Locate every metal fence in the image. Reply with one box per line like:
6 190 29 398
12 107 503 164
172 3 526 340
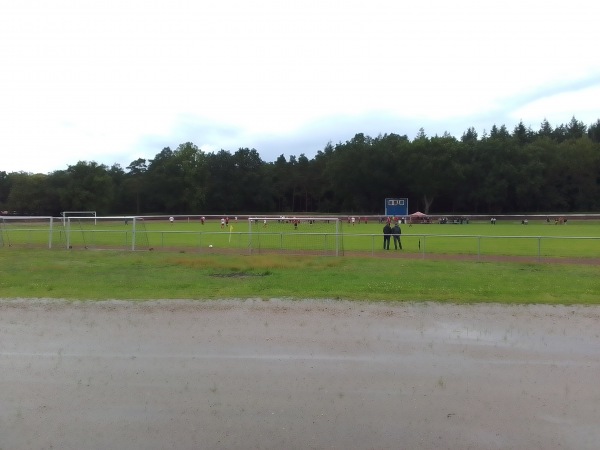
2 223 600 263
342 233 600 263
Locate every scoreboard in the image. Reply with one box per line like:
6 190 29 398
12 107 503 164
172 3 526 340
384 198 408 217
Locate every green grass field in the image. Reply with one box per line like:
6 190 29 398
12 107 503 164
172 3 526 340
1 248 599 304
2 217 600 305
347 219 600 257
2 217 600 259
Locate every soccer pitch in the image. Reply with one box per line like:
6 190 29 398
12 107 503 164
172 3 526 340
2 216 600 260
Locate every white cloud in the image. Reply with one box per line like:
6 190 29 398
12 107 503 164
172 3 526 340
1 0 598 173
511 85 600 126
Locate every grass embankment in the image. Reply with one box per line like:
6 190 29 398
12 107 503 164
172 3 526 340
1 249 599 305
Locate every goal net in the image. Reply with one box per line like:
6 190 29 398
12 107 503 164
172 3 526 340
0 216 54 248
248 216 343 256
63 216 149 250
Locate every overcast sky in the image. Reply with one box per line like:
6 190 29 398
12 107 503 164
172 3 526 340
2 0 599 174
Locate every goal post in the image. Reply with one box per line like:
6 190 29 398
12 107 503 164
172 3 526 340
0 216 54 249
248 216 343 256
62 211 97 226
64 215 147 250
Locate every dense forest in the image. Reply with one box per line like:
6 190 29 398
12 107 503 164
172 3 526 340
2 117 600 216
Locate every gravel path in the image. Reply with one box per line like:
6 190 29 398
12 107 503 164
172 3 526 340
1 299 599 449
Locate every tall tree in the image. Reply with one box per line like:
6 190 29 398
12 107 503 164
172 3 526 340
403 135 459 214
60 161 115 214
205 150 237 212
295 154 313 212
565 116 587 140
538 118 553 138
461 127 478 144
513 120 534 145
312 143 336 212
270 155 291 211
107 164 127 213
6 173 52 215
588 119 600 143
125 158 148 214
0 171 10 210
175 142 207 212
231 148 268 212
145 148 175 212
556 137 600 210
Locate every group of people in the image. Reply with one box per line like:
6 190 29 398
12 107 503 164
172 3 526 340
347 216 368 225
382 219 402 250
220 217 238 228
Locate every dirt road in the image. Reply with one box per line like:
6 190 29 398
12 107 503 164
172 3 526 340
1 299 599 449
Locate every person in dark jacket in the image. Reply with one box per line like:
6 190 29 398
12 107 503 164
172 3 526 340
393 221 402 250
383 222 392 250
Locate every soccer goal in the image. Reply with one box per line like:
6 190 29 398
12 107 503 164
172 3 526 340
0 216 55 248
63 216 149 250
61 211 97 226
248 216 343 256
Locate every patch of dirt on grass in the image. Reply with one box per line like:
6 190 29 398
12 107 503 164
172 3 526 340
209 272 270 278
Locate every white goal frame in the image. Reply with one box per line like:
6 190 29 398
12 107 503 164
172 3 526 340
248 216 342 256
62 211 97 226
0 216 55 248
64 215 144 250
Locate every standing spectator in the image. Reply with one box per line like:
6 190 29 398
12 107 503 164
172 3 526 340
169 216 174 224
393 221 402 250
383 222 392 250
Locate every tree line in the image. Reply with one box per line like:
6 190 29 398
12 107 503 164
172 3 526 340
1 117 599 216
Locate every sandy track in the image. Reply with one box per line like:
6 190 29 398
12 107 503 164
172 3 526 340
1 299 599 449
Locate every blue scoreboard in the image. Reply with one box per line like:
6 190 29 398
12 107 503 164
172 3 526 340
384 198 408 217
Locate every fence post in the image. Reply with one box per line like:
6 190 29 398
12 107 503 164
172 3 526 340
66 218 70 249
49 217 53 249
